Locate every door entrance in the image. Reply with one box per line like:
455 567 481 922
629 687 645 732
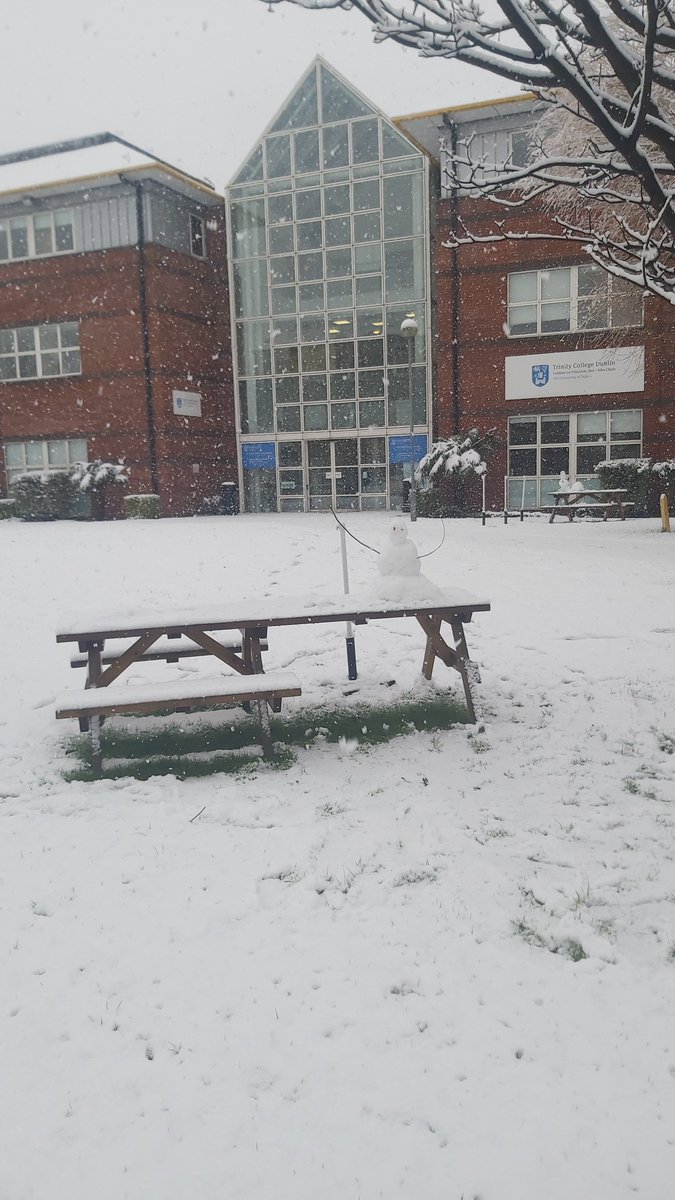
307 438 359 511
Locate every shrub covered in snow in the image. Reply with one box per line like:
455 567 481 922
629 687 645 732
417 428 499 517
11 473 87 521
652 460 675 503
124 493 160 520
595 458 654 515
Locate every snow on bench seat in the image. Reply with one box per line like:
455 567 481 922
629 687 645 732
56 671 302 719
69 633 268 668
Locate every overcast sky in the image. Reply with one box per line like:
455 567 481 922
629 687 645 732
0 0 516 190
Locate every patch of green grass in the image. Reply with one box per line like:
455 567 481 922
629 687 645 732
62 694 469 782
557 938 588 962
657 732 675 755
512 919 548 949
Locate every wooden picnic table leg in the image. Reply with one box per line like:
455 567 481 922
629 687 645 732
256 698 274 758
243 626 282 712
79 641 103 732
450 617 480 724
416 613 480 723
421 616 440 680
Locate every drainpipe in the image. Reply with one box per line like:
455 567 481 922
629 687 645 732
445 118 461 433
130 180 159 494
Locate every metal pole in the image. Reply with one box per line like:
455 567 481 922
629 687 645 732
407 336 418 522
481 473 486 526
339 526 357 680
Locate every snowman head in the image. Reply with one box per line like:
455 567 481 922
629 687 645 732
389 522 408 544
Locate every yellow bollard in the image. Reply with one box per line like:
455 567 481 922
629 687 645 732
661 493 671 533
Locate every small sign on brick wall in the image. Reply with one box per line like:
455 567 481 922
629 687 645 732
172 390 202 417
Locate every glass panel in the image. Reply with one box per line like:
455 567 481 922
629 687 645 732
351 118 379 163
329 341 354 370
233 145 263 185
507 478 538 509
358 369 385 397
361 465 386 492
610 443 640 459
383 173 423 240
324 216 351 247
578 296 608 330
330 371 356 400
274 345 299 374
353 179 379 211
230 199 266 259
298 251 323 282
269 225 293 255
510 131 530 168
243 466 278 513
355 275 382 306
276 376 300 404
270 255 295 284
541 447 569 474
324 185 350 216
0 328 15 352
54 210 74 251
509 448 537 475
39 325 58 350
322 123 349 169
25 442 45 467
611 409 641 439
234 258 268 317
33 214 53 255
541 416 570 443
301 344 326 372
18 355 37 379
9 218 28 258
509 417 537 445
327 278 353 310
0 224 8 260
61 351 81 374
267 193 293 225
385 306 424 362
509 272 537 303
577 411 606 441
17 327 35 353
319 65 370 121
296 221 322 251
308 440 331 468
299 283 324 312
334 438 357 466
295 189 321 221
240 379 273 434
68 439 87 463
360 437 385 463
331 404 357 431
354 211 380 243
540 268 570 300
266 134 292 179
47 440 68 466
577 444 607 473
577 264 605 297
40 352 60 376
357 308 383 338
382 122 414 159
5 442 24 467
325 248 352 278
323 166 350 184
270 70 319 132
541 302 570 332
359 399 385 427
271 286 297 315
59 322 79 348
279 441 303 467
0 357 17 380
383 156 422 175
271 316 297 344
279 467 304 495
387 366 426 425
384 240 424 301
293 127 320 173
611 280 643 329
302 375 327 403
304 405 328 431
277 407 301 433
237 320 271 376
327 313 354 339
508 306 537 335
300 314 325 342
357 338 384 367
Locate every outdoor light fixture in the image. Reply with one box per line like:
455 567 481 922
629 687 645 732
400 315 419 523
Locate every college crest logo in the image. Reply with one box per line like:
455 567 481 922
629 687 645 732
532 364 550 387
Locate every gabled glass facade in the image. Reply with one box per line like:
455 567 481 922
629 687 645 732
226 59 430 512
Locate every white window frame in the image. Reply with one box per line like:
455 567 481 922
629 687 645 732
0 209 75 263
4 437 88 485
0 322 81 382
189 213 206 259
507 265 643 337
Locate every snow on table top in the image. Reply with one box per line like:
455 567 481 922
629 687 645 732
56 586 491 641
56 670 302 713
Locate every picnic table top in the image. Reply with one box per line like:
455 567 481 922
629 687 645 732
56 587 491 643
552 487 627 498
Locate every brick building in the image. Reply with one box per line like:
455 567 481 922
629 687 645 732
0 133 235 516
398 96 675 511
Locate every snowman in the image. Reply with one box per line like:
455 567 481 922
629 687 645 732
377 522 421 578
559 470 570 493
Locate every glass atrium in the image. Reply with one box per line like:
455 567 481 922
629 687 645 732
226 59 430 512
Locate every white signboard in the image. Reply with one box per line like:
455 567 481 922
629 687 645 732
172 390 202 417
505 346 644 401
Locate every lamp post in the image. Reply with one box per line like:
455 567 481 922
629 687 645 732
400 316 419 522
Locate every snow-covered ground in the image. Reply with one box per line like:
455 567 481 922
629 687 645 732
2 511 675 1200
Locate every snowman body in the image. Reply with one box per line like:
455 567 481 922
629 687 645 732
377 522 421 578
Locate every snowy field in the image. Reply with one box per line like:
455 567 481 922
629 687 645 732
2 511 675 1200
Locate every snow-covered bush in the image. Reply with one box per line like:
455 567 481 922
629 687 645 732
124 493 160 520
595 458 654 515
653 461 675 505
0 497 16 519
10 472 86 521
417 428 498 517
69 459 128 520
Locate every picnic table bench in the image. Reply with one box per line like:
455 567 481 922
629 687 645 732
55 588 490 772
541 487 634 523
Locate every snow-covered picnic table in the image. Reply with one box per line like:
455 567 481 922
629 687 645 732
55 586 491 723
543 487 632 523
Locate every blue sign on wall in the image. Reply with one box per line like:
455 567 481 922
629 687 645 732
241 442 276 469
389 435 428 465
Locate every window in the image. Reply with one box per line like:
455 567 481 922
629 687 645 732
189 214 205 258
4 438 87 484
0 322 81 382
0 209 74 262
451 128 531 187
508 266 642 336
507 409 642 506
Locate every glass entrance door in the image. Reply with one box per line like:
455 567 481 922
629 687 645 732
307 438 359 511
